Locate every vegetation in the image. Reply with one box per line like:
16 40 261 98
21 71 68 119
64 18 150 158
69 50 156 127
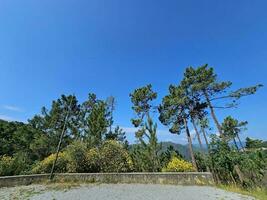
162 157 195 172
218 185 267 200
0 64 265 191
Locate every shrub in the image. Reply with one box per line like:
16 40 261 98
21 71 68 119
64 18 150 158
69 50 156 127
12 152 33 175
162 157 196 172
238 151 266 187
194 152 210 172
0 153 32 176
65 141 88 173
0 155 14 176
99 140 133 172
85 148 101 172
31 152 68 174
209 135 267 187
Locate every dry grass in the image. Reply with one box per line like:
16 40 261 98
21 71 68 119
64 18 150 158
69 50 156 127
218 184 267 200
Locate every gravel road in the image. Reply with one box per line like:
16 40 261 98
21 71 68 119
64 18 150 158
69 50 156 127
0 184 254 200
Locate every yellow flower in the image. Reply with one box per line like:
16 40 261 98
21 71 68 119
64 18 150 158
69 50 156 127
162 157 195 172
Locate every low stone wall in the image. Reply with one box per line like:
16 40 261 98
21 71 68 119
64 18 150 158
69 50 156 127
0 174 50 187
0 173 214 188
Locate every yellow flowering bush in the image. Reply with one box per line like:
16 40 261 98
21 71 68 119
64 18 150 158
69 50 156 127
31 152 68 174
162 157 196 172
0 155 14 176
85 148 101 172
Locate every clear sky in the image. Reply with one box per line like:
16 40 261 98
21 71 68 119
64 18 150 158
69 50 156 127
0 0 266 143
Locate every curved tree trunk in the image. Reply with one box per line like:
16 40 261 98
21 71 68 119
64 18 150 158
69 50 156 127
191 117 204 153
203 90 223 136
183 117 197 171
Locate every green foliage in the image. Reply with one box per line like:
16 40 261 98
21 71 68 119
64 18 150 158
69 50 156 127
31 140 133 174
221 116 247 141
208 135 266 187
105 126 128 146
183 64 232 97
194 152 209 172
246 137 267 149
29 95 80 152
86 101 108 146
130 117 161 172
182 64 262 137
0 155 15 176
130 84 157 123
162 157 196 172
0 63 264 193
238 151 266 187
218 185 267 200
31 152 68 174
99 140 133 172
81 93 111 147
0 153 32 176
64 141 88 173
160 145 183 169
158 84 197 169
130 85 161 172
85 148 101 173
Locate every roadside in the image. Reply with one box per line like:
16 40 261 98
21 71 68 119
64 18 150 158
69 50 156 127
0 183 256 200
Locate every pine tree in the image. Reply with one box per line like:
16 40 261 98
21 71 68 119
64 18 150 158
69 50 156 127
130 84 161 172
158 85 197 170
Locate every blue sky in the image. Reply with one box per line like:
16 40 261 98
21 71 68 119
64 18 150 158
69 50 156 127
0 0 266 143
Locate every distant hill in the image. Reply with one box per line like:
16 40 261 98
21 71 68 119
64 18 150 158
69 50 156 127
130 141 206 161
160 141 206 160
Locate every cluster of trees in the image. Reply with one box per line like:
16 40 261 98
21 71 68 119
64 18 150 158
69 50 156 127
0 64 266 188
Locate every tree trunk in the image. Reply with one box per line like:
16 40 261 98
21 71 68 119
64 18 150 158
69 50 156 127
203 90 223 136
234 165 244 185
201 126 209 149
50 96 73 180
236 134 244 151
191 117 204 153
183 117 198 171
233 138 239 150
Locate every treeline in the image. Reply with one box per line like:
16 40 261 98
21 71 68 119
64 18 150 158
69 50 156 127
0 64 266 188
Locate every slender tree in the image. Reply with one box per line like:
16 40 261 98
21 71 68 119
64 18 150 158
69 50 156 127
106 96 116 134
50 94 74 180
130 84 161 172
181 77 208 154
29 94 80 151
199 117 210 149
158 85 197 170
183 64 262 136
81 93 110 147
221 116 247 150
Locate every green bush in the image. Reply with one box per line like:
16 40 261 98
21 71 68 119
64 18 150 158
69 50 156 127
238 151 266 187
194 152 210 172
209 135 266 187
162 157 196 172
85 148 101 172
0 153 32 176
31 140 133 174
64 141 88 173
12 152 33 175
99 140 133 172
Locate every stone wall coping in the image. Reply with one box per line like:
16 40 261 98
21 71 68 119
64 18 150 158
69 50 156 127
0 172 212 179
